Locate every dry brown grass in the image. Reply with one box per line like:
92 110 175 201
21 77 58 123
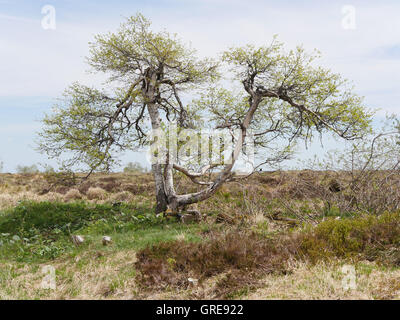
2 253 400 300
110 191 133 202
0 250 139 300
86 187 107 200
0 191 65 210
246 261 400 300
64 189 83 201
2 171 400 300
2 169 400 219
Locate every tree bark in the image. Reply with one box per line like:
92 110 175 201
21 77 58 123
144 68 169 213
152 163 168 213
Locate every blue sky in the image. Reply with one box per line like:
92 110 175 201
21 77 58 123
0 0 400 172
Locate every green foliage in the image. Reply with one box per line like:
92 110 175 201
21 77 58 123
38 13 217 173
0 201 162 239
88 13 216 84
221 38 373 141
38 83 126 172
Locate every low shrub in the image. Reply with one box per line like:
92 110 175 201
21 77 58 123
300 212 400 264
136 230 299 293
136 212 400 296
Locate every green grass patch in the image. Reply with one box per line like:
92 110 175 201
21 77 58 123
0 201 209 263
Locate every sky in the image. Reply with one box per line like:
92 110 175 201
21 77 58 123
0 0 400 172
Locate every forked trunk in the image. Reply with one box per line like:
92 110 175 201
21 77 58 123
145 69 259 214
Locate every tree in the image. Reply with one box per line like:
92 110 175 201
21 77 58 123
38 13 373 213
319 116 400 215
16 164 40 174
124 161 147 173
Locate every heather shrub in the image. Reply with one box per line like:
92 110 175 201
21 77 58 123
300 212 400 264
136 230 299 292
136 212 400 295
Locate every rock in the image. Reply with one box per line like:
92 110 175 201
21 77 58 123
102 236 112 246
71 235 84 246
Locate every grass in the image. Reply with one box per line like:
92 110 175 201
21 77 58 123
0 199 219 299
1 171 400 299
135 212 400 298
0 201 211 263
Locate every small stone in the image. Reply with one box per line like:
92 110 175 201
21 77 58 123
71 235 84 246
102 236 112 246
